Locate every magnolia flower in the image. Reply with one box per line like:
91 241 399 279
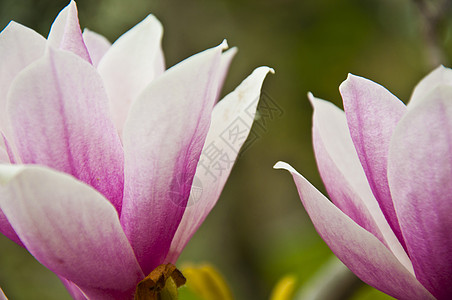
0 1 272 299
276 66 452 300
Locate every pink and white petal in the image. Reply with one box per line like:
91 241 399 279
47 1 91 63
0 132 18 247
0 165 144 300
7 48 124 213
388 85 452 300
121 42 226 274
0 21 46 132
0 150 8 164
1 133 18 164
82 29 111 67
0 287 7 300
97 14 164 135
215 47 237 100
409 65 452 109
59 277 87 300
274 162 435 300
167 66 273 262
0 136 10 163
309 95 412 272
339 74 407 250
0 208 22 247
153 42 165 75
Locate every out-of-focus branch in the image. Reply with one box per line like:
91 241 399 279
294 256 363 300
412 0 452 67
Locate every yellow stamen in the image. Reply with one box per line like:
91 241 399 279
269 274 297 300
135 263 186 300
181 263 233 300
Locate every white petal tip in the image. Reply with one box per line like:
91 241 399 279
132 14 163 35
255 66 274 75
273 161 296 173
307 92 315 102
432 65 452 78
66 0 78 14
307 92 323 107
4 20 17 29
2 21 33 35
340 73 363 90
219 39 228 50
143 14 162 25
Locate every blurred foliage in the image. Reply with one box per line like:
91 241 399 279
180 264 234 300
1 0 450 299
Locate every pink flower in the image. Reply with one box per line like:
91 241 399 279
0 1 272 299
276 66 452 300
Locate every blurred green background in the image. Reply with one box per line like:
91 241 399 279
0 0 450 299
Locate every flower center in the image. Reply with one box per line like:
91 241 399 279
134 263 186 300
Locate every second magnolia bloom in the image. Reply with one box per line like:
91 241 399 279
277 66 452 300
0 1 272 299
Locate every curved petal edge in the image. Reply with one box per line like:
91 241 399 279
274 161 434 300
